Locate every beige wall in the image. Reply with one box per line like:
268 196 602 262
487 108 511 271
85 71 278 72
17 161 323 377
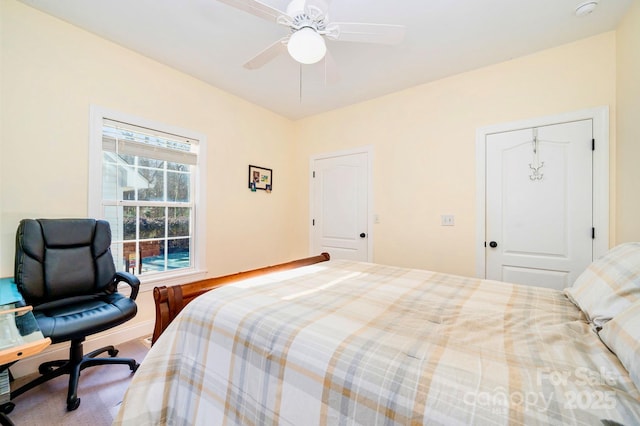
0 0 307 273
616 0 640 243
1 0 634 378
294 33 617 277
0 1 632 318
0 0 306 328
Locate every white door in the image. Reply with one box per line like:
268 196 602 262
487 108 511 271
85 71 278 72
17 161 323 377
311 151 370 261
485 119 593 289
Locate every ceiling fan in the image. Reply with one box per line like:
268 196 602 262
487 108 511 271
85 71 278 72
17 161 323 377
216 0 406 71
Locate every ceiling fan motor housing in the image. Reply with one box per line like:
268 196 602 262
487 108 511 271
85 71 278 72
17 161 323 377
292 15 325 33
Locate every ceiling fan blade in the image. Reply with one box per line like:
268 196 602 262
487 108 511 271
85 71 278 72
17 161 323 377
326 22 406 45
286 0 331 16
217 0 285 23
305 0 331 12
243 38 288 70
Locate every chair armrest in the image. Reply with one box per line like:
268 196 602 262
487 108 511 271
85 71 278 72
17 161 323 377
115 272 140 300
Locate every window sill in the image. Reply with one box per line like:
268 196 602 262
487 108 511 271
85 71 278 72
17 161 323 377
118 269 208 294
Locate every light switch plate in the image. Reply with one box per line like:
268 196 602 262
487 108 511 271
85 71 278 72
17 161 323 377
441 215 455 226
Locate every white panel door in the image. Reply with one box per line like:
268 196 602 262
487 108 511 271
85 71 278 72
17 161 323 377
485 119 593 289
311 152 369 261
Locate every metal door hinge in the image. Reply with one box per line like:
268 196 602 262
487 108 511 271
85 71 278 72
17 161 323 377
592 139 595 151
592 227 595 239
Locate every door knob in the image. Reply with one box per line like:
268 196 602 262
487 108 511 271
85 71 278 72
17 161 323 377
360 233 366 238
489 241 498 248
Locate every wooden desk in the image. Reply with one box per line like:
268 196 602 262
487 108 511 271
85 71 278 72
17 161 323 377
0 305 51 426
0 306 51 365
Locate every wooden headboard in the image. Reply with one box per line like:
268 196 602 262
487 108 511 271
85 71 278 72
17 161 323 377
152 252 331 345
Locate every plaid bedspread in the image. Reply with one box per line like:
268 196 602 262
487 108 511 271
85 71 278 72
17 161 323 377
114 260 640 425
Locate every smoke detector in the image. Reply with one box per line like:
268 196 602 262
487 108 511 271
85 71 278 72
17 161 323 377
575 1 598 17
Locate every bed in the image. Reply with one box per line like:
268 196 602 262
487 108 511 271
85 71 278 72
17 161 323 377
114 246 640 425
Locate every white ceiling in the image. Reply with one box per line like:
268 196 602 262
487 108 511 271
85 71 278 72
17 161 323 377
18 0 633 120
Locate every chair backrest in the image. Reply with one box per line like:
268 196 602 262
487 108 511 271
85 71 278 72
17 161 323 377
14 218 118 306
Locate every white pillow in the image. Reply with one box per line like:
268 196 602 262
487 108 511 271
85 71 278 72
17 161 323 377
599 301 640 390
564 242 640 328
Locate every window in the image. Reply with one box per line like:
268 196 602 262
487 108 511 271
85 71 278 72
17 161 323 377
89 107 206 286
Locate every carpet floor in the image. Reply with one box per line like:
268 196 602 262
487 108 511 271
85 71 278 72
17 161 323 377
6 337 150 426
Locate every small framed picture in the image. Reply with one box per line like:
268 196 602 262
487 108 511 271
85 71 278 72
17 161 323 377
248 165 273 191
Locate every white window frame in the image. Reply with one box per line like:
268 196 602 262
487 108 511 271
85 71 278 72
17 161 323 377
89 105 207 291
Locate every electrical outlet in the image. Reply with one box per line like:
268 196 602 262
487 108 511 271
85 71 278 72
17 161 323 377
441 215 455 226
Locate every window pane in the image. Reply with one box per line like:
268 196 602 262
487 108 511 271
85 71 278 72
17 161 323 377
168 207 190 237
123 206 137 240
167 171 190 202
103 206 125 270
110 240 124 271
140 240 164 274
168 238 190 270
138 167 165 202
122 241 138 274
102 155 117 202
103 206 118 229
102 155 137 202
120 153 135 165
138 158 164 169
104 206 121 239
167 162 189 172
139 207 165 239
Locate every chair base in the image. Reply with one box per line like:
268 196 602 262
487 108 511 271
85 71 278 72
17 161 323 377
10 338 139 411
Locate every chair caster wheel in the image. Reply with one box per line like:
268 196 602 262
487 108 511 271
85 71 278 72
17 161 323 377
67 397 80 411
0 402 15 414
39 365 54 374
108 348 119 357
131 362 140 373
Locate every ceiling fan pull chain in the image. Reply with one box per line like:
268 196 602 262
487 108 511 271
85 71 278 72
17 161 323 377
324 58 328 86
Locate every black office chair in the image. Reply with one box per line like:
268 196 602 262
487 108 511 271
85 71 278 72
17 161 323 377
12 218 140 411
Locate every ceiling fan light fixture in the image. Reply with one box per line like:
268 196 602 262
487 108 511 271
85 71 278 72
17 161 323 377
287 27 327 64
